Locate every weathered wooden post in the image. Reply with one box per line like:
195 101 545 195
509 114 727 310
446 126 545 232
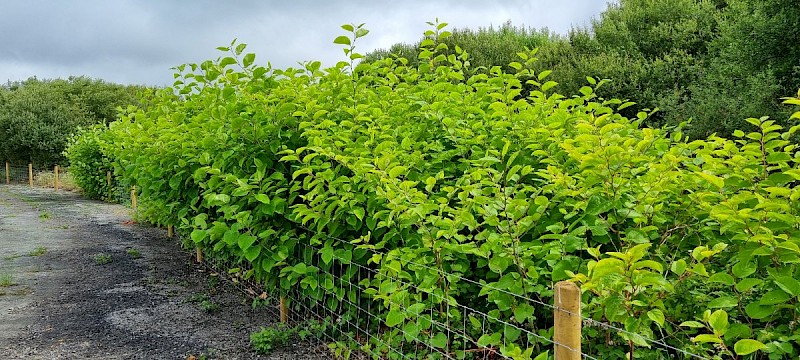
195 246 203 263
5 161 9 184
28 164 33 187
131 186 137 211
167 225 174 238
279 296 289 323
554 281 581 360
106 171 112 198
54 165 60 190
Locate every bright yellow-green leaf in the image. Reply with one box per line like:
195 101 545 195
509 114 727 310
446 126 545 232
734 339 766 355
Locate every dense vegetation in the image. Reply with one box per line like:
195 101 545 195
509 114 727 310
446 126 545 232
66 19 800 359
0 77 143 167
367 0 800 140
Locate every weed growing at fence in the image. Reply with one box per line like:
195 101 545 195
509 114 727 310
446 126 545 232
251 320 329 355
250 323 295 354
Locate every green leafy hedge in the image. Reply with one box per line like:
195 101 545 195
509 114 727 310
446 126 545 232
74 23 800 359
64 125 116 200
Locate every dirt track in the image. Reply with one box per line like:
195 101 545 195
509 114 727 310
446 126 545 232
0 185 324 359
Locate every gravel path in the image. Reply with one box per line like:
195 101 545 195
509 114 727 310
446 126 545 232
0 185 326 359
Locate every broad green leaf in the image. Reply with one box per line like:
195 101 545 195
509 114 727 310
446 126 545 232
591 258 625 280
190 229 207 244
223 230 238 245
708 310 728 333
385 309 405 327
698 172 724 189
407 303 427 316
734 339 766 355
670 259 687 275
732 261 756 278
538 70 552 81
693 334 723 344
680 321 705 328
513 303 534 323
430 332 448 349
238 234 256 251
533 351 549 360
403 322 419 341
254 194 271 204
321 246 334 265
745 303 775 319
766 152 791 163
585 196 607 215
708 273 735 286
243 53 256 68
388 166 407 178
725 324 751 341
647 309 665 327
773 275 800 297
352 207 365 221
243 246 260 262
760 289 790 305
735 278 763 292
708 296 738 309
333 36 351 45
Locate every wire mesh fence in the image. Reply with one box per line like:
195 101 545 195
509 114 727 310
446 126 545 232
0 162 83 192
0 163 34 185
0 162 135 207
179 225 600 360
182 222 711 360
107 175 133 206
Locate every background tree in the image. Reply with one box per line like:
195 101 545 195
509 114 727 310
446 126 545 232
365 0 800 138
0 77 143 167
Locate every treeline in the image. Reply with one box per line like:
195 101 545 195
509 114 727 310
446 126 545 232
366 0 800 138
0 77 144 167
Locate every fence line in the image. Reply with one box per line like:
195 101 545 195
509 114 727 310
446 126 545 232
289 223 706 359
184 221 598 359
1 163 64 188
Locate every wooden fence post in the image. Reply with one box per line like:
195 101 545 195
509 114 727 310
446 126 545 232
195 246 203 263
167 225 174 238
131 186 137 211
5 162 9 184
554 281 581 360
28 164 33 187
106 171 112 197
279 296 289 323
54 165 59 190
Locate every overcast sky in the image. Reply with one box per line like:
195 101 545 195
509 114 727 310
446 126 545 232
0 1 611 86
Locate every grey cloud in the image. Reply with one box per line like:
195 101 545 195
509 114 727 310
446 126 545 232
0 1 610 85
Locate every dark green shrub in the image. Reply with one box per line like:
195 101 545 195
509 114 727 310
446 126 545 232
64 125 114 200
